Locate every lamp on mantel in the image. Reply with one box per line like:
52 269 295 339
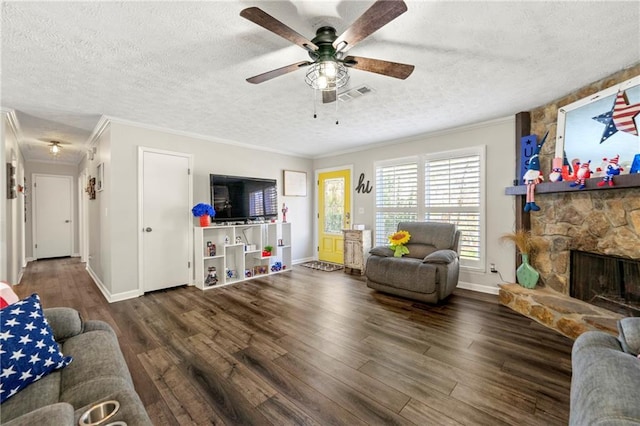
49 141 62 156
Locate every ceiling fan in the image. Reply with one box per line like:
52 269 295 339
240 0 415 103
34 139 70 156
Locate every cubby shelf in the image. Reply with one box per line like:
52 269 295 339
193 222 292 290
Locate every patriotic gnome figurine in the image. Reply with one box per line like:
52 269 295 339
597 155 623 187
549 157 563 182
523 132 547 212
570 161 592 189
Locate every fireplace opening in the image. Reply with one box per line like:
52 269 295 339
570 250 640 317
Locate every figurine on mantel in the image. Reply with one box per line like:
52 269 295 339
523 132 547 212
597 155 623 187
549 157 563 182
570 161 593 190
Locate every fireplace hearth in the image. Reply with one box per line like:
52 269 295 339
570 250 640 317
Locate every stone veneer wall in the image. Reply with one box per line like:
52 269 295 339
528 64 640 294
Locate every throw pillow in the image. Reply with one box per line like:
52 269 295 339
0 293 73 403
0 281 19 308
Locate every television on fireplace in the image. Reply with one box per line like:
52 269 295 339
209 174 278 222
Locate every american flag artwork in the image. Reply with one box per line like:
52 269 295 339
593 103 618 144
612 90 640 136
593 89 640 144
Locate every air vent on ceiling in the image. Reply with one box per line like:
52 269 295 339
338 84 375 102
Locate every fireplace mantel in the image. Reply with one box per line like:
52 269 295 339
505 173 640 195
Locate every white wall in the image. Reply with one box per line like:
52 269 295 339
313 117 517 293
91 119 314 300
78 125 110 290
2 111 27 284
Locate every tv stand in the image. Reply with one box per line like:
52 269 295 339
193 222 291 289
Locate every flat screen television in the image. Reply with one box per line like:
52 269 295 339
210 174 278 222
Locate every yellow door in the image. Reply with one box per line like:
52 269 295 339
318 169 351 264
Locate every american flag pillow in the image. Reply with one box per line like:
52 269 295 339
0 293 73 403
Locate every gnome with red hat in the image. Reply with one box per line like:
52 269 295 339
570 161 593 190
597 155 623 187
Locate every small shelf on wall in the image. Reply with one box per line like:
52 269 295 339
505 173 640 196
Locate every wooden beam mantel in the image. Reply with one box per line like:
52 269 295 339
505 173 640 195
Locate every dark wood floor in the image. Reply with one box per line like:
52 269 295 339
15 258 573 425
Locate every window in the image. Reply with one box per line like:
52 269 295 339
374 147 485 269
375 160 418 243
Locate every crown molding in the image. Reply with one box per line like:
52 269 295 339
2 108 22 139
85 115 111 148
100 115 311 159
312 115 515 160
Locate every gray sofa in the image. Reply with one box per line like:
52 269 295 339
0 307 152 425
570 317 640 425
365 221 461 303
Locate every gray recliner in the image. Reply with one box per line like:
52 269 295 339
365 221 461 303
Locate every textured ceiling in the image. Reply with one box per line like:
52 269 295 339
2 1 639 164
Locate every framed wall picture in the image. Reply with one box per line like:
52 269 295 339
96 163 104 192
283 170 307 196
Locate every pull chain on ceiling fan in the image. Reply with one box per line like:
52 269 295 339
240 0 415 105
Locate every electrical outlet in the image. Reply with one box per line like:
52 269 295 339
490 263 498 273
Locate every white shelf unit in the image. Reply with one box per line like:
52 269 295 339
276 222 292 273
194 222 292 290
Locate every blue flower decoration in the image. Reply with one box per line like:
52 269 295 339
192 203 215 217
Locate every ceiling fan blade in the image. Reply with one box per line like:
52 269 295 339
343 55 414 79
240 7 318 52
333 0 407 53
246 61 313 84
322 90 337 104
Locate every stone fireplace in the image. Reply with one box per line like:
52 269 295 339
570 250 640 316
528 64 640 296
498 65 640 339
531 188 640 295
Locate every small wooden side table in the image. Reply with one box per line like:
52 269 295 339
342 229 372 275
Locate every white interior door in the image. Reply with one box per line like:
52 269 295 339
34 175 73 259
140 149 191 292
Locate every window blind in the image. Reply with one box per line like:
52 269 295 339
375 162 418 245
425 154 481 262
374 148 484 268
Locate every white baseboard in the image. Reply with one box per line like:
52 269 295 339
293 257 315 265
85 265 142 303
457 281 500 295
25 257 35 263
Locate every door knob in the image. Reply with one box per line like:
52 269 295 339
65 220 70 223
145 227 152 232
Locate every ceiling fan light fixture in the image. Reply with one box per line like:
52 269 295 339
49 141 62 156
305 60 349 91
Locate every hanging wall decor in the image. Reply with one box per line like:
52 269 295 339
96 163 104 192
355 173 373 193
283 170 306 196
6 163 17 199
87 176 96 200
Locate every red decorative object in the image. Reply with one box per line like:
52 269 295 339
199 215 210 227
261 250 271 257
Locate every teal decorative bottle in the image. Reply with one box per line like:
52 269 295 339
516 254 539 289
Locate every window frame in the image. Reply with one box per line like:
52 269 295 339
373 146 486 271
